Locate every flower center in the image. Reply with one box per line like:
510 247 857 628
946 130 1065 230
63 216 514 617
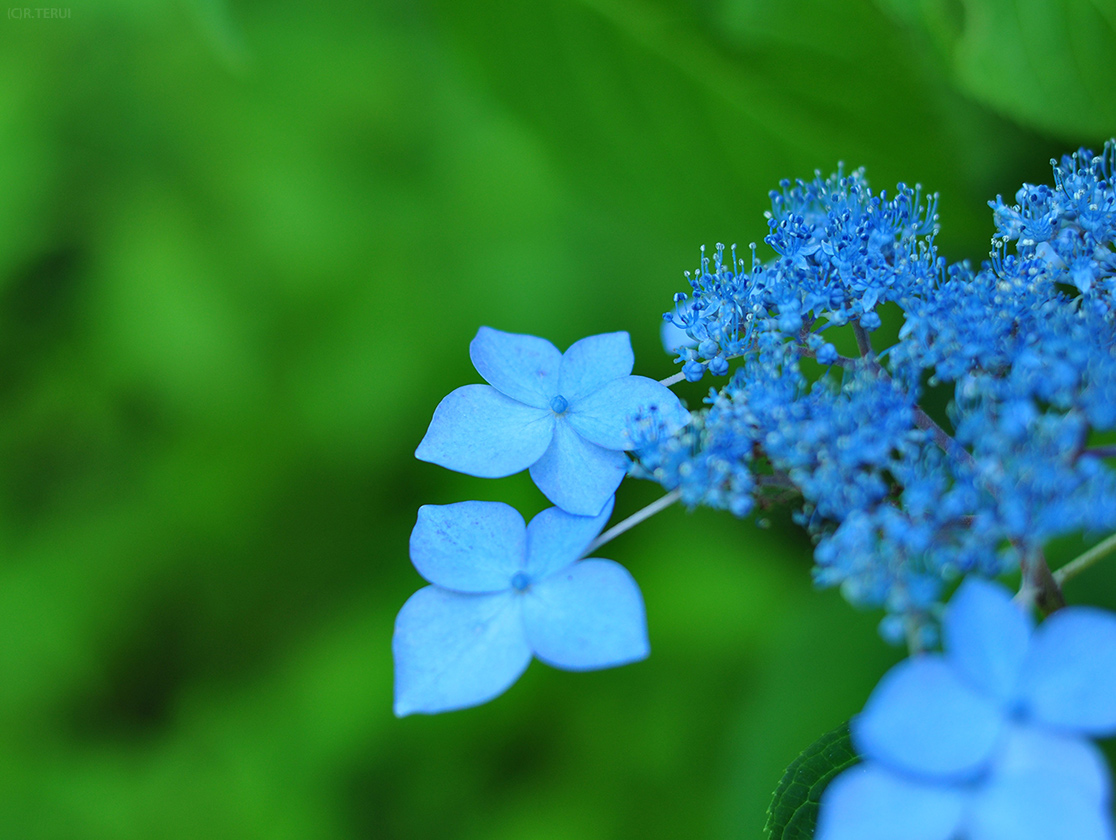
549 394 569 414
510 571 532 592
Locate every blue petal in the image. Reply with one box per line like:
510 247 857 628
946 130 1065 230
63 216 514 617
987 723 1110 805
568 375 689 450
557 332 634 402
410 502 526 592
415 384 554 478
523 498 615 581
528 419 628 516
968 728 1113 840
816 763 965 840
520 559 649 670
852 655 1005 780
1018 607 1116 735
469 327 561 409
968 780 1113 840
392 586 531 716
944 578 1032 706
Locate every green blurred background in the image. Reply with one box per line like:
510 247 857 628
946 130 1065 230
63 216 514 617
2 0 1115 837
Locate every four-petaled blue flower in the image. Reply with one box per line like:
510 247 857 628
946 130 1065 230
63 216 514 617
818 578 1116 840
415 327 688 516
392 497 650 716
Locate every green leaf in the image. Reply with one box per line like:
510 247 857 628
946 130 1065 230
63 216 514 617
876 0 1116 141
954 0 1116 139
764 721 859 840
431 0 1038 261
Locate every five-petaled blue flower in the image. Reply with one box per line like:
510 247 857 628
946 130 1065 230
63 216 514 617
392 497 649 716
415 327 688 516
818 578 1116 840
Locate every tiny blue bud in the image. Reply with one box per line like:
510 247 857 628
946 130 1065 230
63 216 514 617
550 394 569 414
683 360 706 382
778 311 803 334
510 571 531 592
859 311 882 331
816 342 838 366
709 355 729 376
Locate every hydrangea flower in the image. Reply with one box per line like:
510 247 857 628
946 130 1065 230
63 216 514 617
667 172 941 381
645 148 1116 632
989 142 1116 309
393 497 649 716
416 327 688 516
817 578 1116 840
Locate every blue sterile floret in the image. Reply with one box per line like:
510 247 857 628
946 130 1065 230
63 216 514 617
415 327 688 516
393 498 649 716
817 579 1116 840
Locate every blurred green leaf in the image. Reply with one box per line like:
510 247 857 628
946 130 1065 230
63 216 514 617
764 721 858 840
876 0 1116 141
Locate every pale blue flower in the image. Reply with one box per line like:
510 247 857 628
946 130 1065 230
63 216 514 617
392 497 649 716
415 327 688 516
818 578 1116 840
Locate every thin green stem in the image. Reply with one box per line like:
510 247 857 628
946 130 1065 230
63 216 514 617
661 348 747 387
905 616 925 657
912 406 966 461
853 320 874 358
809 336 971 465
1053 532 1116 587
1021 546 1065 614
584 489 682 556
799 347 857 369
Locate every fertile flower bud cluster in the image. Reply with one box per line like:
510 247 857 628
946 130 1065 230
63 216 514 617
667 169 941 383
636 142 1116 642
